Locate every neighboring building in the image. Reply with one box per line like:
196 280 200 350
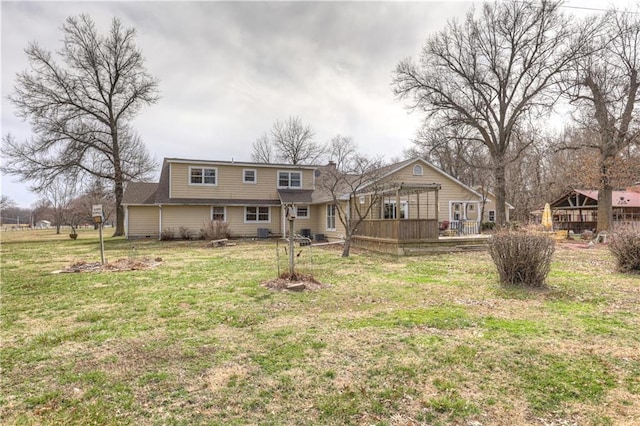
122 157 508 241
548 187 640 233
35 220 51 229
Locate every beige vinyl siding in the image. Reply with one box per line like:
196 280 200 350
161 206 211 236
320 202 346 240
480 192 510 222
384 162 481 222
225 206 283 237
127 206 160 238
169 163 315 200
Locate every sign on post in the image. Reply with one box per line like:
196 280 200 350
92 204 106 264
92 204 104 223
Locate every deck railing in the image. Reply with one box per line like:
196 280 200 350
353 219 439 241
448 220 480 236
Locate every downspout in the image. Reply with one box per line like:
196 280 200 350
158 205 163 240
124 205 129 239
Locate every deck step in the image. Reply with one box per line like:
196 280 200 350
456 244 488 251
404 243 487 255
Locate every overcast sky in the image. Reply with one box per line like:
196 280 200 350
0 0 625 208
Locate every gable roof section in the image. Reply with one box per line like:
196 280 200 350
122 182 158 205
367 157 483 199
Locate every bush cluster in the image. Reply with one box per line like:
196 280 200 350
609 226 640 274
160 228 175 241
178 226 191 240
201 220 230 240
488 230 555 287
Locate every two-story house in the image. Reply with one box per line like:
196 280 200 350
122 157 510 241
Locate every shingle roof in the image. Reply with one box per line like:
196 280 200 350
122 182 158 205
153 159 171 204
160 198 281 206
277 189 314 204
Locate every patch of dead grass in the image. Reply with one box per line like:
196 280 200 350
53 257 163 273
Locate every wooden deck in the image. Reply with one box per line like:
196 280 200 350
351 219 488 255
353 219 439 241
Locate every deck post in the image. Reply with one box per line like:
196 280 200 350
417 192 421 219
396 188 401 219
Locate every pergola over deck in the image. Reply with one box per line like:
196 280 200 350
353 182 442 241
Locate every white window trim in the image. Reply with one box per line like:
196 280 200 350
384 200 409 219
413 164 424 176
243 168 257 184
211 206 226 222
244 206 271 223
189 166 218 186
296 205 310 219
448 201 479 221
277 170 303 189
326 204 336 231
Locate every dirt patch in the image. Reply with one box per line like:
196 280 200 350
52 257 163 273
261 272 329 292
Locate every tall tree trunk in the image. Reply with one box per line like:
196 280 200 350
111 123 125 237
494 160 508 226
113 180 125 237
597 157 613 232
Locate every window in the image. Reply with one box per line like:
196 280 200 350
212 206 225 221
384 201 408 219
326 204 336 230
278 171 302 188
488 210 495 222
243 169 256 184
413 164 423 176
190 167 216 185
245 206 270 223
296 205 309 219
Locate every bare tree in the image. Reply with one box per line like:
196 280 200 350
564 9 640 231
251 133 273 163
1 14 159 237
393 1 592 226
317 136 385 257
77 178 116 227
252 116 324 165
40 175 79 234
0 196 17 212
406 125 492 187
31 199 53 225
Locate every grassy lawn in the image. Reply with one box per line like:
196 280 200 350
1 229 639 425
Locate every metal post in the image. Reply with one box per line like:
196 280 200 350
99 222 106 264
288 217 295 277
